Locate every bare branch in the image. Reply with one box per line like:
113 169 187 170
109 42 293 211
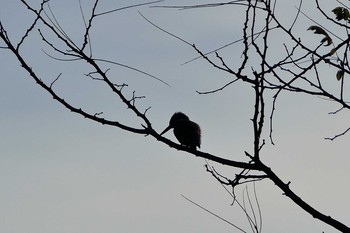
138 11 192 46
50 73 62 88
17 0 48 50
196 78 239 95
94 58 171 87
96 0 164 17
325 126 350 141
79 0 95 54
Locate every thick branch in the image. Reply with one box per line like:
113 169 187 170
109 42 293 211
257 161 350 233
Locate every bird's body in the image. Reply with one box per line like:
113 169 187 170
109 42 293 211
161 112 201 150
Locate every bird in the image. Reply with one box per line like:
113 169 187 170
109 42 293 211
160 112 201 150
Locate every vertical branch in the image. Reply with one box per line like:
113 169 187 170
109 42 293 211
238 0 252 75
81 0 98 53
252 71 262 160
339 41 350 101
249 0 268 160
251 0 275 159
247 0 260 160
253 182 263 233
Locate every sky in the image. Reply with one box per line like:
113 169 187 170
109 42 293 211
0 1 349 233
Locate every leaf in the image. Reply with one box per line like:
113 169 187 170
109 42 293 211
307 26 328 36
336 69 345 81
332 7 350 21
330 48 337 55
320 36 332 46
308 26 332 46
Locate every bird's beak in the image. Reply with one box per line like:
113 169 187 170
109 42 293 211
160 125 171 136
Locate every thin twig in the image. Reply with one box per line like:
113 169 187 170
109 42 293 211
181 194 247 233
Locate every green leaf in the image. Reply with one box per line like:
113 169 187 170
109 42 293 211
332 7 350 21
321 36 332 46
308 26 332 46
307 26 327 36
330 48 337 55
336 69 345 81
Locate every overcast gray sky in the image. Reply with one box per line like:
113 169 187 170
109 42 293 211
0 1 349 233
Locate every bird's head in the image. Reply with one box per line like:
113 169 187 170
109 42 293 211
160 112 189 135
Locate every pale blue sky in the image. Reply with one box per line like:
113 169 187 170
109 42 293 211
1 1 349 233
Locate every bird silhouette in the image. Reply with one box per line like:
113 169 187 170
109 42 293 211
160 112 201 150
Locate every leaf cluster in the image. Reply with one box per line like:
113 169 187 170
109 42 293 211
332 6 350 22
308 6 350 82
307 25 332 46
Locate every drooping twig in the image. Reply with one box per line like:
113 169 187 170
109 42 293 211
325 126 350 141
181 194 247 233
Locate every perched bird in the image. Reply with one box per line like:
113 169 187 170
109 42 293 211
160 112 201 150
